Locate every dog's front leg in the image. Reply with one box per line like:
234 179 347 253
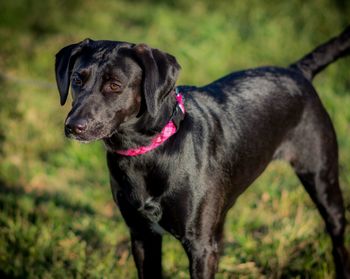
131 231 163 279
113 189 163 279
182 237 220 279
177 190 226 279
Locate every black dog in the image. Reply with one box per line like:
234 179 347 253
55 26 350 278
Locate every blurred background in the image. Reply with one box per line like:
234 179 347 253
0 0 349 278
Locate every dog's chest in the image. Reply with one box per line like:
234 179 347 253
108 155 191 237
109 163 171 223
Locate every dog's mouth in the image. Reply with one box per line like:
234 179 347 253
65 133 97 143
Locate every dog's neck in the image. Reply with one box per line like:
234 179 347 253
103 91 184 153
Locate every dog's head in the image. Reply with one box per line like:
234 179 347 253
55 39 181 142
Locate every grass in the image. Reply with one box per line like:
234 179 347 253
0 0 349 278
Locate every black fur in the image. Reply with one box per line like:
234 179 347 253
55 27 350 279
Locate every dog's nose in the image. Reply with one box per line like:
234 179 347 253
65 119 87 135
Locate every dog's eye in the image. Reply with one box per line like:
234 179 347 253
110 82 120 91
72 77 83 86
104 81 122 93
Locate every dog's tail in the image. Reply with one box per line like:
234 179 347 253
290 26 350 81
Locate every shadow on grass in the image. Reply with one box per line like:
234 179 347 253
0 178 134 278
0 179 95 216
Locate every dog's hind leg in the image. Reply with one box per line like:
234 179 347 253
280 100 350 278
295 171 349 278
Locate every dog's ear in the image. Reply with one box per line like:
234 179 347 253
128 44 181 117
55 39 91 105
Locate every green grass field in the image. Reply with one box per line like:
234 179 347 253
0 0 349 278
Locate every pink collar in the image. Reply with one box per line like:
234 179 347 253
115 91 185 156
